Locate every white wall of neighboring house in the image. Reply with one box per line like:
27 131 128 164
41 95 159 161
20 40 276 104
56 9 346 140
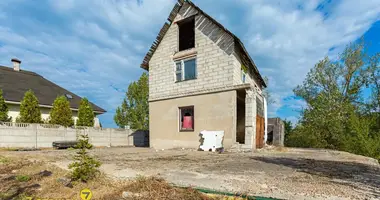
6 104 100 127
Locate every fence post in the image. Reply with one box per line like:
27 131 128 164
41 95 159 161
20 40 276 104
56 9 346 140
34 124 38 149
64 126 67 140
127 129 130 146
109 129 112 147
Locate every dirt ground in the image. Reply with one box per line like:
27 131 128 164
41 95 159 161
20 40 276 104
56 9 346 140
2 147 380 200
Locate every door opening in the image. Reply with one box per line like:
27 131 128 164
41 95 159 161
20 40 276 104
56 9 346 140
236 90 246 144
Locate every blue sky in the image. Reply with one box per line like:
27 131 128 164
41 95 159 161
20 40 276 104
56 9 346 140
0 0 379 127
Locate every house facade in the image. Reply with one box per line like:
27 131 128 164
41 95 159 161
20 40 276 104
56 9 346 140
142 0 267 150
0 58 106 126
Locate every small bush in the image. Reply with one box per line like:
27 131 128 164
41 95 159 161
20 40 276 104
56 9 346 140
16 175 30 182
67 147 75 151
68 134 101 182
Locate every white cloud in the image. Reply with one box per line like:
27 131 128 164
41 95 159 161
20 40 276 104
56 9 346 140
49 0 76 11
49 0 176 34
238 0 380 120
0 0 176 127
73 21 122 48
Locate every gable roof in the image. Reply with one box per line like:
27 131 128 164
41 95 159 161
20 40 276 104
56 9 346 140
140 0 266 88
0 65 106 113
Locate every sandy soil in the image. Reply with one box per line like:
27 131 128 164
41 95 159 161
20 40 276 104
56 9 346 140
2 147 380 200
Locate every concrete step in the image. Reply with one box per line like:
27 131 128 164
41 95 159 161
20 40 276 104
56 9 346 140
230 143 252 152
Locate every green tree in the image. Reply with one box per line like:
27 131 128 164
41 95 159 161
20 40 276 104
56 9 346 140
49 96 74 127
18 90 42 123
0 89 11 122
283 119 293 146
366 53 380 133
114 72 149 130
68 134 101 182
76 98 94 127
288 41 380 160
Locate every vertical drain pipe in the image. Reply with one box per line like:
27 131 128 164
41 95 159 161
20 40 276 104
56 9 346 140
263 97 268 144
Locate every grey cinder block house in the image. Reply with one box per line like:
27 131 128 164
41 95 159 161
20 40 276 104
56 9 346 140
141 0 268 150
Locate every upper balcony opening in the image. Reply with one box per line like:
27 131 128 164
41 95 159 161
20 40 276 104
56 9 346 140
178 17 195 51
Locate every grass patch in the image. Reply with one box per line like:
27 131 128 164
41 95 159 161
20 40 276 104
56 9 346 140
16 175 31 182
0 147 19 151
0 156 10 163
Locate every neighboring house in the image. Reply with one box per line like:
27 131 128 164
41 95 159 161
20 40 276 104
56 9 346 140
141 0 268 150
0 58 106 127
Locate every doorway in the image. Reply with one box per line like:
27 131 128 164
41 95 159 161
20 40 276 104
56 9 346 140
236 90 246 144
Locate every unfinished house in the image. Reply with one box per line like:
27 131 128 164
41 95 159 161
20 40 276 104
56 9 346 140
141 0 267 150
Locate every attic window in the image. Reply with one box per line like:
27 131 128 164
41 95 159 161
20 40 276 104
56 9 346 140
178 17 195 51
175 58 197 82
65 94 73 99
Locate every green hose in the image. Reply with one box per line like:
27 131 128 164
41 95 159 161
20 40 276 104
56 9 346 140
173 185 282 200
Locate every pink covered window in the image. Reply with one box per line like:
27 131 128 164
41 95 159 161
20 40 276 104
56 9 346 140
179 106 194 131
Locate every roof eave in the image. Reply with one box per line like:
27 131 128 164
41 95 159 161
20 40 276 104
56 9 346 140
140 64 149 71
5 100 106 114
235 39 267 88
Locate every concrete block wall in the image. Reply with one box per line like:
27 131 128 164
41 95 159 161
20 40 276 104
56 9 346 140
232 55 262 93
245 89 257 148
267 118 284 146
149 91 236 150
149 12 236 100
0 122 140 148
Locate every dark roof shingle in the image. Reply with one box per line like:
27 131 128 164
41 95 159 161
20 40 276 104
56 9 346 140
0 65 106 113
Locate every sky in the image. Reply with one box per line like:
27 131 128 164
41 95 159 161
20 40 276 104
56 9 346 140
0 0 379 127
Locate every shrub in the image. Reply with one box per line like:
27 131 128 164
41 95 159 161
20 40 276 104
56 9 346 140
49 96 74 127
68 134 101 182
18 90 42 123
76 98 95 127
0 89 11 122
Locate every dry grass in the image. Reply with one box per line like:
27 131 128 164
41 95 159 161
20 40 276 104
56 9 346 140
0 155 224 200
118 176 214 200
274 146 288 152
0 155 124 200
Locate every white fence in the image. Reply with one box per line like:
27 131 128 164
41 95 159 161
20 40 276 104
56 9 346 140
0 122 148 148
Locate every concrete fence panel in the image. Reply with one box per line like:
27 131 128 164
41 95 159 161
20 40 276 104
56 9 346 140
0 123 37 148
0 122 142 148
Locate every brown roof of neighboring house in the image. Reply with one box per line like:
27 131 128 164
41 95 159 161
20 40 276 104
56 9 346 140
0 65 106 113
140 0 266 88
